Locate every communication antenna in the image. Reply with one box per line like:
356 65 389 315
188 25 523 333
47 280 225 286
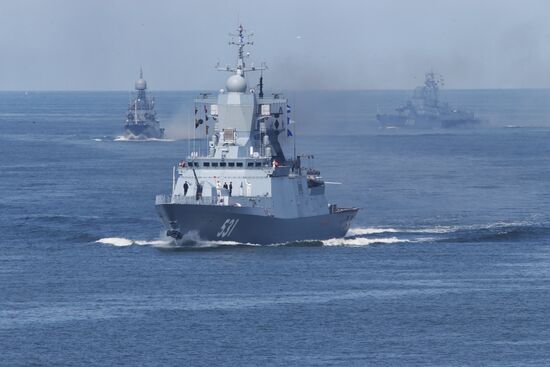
258 69 264 98
216 25 267 77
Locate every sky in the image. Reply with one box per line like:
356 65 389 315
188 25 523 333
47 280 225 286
0 0 549 91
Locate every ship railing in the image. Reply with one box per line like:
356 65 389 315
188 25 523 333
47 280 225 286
156 192 274 207
329 203 359 214
171 195 215 205
174 195 265 206
156 193 220 206
155 194 172 205
270 165 290 177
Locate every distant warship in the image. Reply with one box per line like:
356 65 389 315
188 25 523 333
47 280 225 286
124 69 164 139
155 25 358 245
377 72 480 128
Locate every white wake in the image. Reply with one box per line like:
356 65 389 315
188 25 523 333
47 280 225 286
95 237 173 248
323 236 409 247
114 135 174 142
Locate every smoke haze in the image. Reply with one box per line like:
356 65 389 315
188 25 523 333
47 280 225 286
0 0 549 91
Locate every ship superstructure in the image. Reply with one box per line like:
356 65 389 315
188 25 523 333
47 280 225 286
377 72 480 128
155 26 357 244
124 68 164 139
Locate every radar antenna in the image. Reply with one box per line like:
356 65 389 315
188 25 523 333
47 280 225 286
216 25 267 76
424 70 443 105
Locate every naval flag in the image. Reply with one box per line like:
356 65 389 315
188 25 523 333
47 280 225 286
287 118 295 137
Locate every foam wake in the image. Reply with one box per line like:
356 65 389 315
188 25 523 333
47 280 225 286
96 220 546 250
348 221 542 235
96 237 134 247
95 234 248 249
114 135 174 142
346 220 549 245
95 237 173 247
323 236 409 247
346 227 399 236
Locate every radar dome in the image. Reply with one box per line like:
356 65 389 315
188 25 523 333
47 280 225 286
135 78 147 90
226 74 247 93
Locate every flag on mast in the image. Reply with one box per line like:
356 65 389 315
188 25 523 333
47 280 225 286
287 118 295 137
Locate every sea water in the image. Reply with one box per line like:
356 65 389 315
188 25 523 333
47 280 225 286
1 90 550 366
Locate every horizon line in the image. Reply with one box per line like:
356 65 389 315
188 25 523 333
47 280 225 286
1 87 550 93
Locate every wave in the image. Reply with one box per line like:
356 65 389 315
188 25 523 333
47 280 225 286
346 225 460 236
95 233 409 249
346 227 399 236
96 237 134 247
417 221 548 239
441 223 550 243
95 220 548 250
348 220 550 244
114 135 174 142
95 234 247 250
95 237 174 247
350 221 543 234
323 236 409 247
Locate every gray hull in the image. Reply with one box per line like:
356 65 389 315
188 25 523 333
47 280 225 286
156 203 358 245
376 114 407 128
124 123 164 139
377 114 480 129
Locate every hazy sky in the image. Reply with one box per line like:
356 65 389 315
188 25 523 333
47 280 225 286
1 0 549 90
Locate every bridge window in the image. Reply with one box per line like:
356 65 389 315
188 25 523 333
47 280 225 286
228 162 235 167
193 162 199 167
255 162 262 167
236 162 243 167
212 162 219 167
247 162 254 167
203 162 210 167
220 162 227 167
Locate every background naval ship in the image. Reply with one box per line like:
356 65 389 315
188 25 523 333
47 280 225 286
155 25 358 245
123 69 164 139
376 72 481 128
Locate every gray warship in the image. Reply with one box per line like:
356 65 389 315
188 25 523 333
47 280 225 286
123 69 164 139
376 72 480 128
155 25 358 245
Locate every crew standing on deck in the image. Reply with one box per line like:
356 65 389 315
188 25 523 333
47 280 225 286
216 180 221 197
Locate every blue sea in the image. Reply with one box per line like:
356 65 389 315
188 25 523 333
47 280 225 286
2 90 550 366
